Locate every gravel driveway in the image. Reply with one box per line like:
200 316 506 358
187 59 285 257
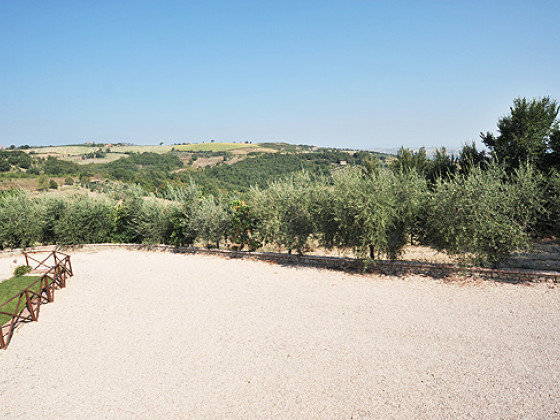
0 250 559 418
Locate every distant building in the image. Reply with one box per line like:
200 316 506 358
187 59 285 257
339 160 348 166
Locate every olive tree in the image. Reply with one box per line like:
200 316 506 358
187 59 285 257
426 164 545 267
0 189 42 249
250 172 317 254
323 167 426 259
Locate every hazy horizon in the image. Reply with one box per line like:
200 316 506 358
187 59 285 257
2 1 559 150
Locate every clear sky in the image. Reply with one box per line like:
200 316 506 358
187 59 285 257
1 0 559 150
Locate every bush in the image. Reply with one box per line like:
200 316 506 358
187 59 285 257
64 176 74 185
37 175 49 191
14 265 32 276
49 179 58 189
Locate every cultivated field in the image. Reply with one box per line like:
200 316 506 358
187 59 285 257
173 142 258 152
0 250 558 418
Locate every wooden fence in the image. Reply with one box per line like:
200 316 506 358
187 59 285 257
0 251 73 350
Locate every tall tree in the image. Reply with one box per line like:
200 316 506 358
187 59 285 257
426 147 457 184
481 97 560 171
457 141 489 175
390 146 429 175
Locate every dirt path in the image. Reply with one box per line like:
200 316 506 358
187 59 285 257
0 250 559 418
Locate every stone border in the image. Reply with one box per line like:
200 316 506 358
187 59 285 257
1 243 559 284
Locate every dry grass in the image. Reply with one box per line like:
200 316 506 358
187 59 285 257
173 142 257 152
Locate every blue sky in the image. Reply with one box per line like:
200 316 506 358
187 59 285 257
1 0 559 150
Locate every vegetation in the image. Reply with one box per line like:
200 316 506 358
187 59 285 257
481 97 560 172
173 142 256 152
13 265 32 276
183 150 383 194
0 275 41 325
425 165 545 267
1 98 560 268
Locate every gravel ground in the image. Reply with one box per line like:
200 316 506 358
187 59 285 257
0 250 559 419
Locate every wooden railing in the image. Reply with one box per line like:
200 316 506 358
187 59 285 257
0 251 73 350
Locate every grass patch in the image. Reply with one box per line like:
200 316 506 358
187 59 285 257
0 275 41 325
173 143 256 152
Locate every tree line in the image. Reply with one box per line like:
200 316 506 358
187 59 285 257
0 160 557 268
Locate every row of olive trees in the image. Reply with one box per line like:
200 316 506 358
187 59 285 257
0 186 232 250
246 165 548 267
0 190 114 248
0 164 555 267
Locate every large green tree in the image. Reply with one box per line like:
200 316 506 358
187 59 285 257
481 97 560 171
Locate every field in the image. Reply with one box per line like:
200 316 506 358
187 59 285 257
172 142 261 152
0 249 558 418
26 143 261 157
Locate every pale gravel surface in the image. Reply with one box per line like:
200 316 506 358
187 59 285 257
0 250 559 419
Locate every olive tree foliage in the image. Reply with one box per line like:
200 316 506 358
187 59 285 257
0 189 42 249
109 184 172 244
545 171 560 237
425 164 545 267
250 172 318 254
166 182 203 246
189 195 230 248
126 197 174 245
481 97 560 172
228 199 260 251
49 194 114 245
319 167 427 259
164 182 230 248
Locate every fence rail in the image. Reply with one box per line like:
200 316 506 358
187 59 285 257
0 251 73 349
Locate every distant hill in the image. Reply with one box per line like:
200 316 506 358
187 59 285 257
0 142 392 194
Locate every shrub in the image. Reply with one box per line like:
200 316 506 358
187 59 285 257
64 176 74 185
49 179 58 189
37 175 49 191
14 265 32 276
